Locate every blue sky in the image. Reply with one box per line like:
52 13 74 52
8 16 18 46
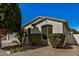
19 3 79 31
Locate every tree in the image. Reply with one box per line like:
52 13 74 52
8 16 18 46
0 3 21 48
0 3 21 32
70 29 79 34
16 27 27 45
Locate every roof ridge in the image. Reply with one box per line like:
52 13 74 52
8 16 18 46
24 16 67 27
37 16 66 22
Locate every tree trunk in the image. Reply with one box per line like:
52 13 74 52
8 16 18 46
0 37 2 48
6 34 9 40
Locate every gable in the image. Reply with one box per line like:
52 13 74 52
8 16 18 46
24 16 69 31
24 16 66 27
24 16 45 27
32 18 65 26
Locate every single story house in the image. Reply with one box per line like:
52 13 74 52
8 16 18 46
24 16 78 46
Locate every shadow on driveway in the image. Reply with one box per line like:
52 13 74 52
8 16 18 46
1 44 74 51
1 44 49 51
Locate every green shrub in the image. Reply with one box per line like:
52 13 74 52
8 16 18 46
10 46 27 53
29 34 42 46
48 33 65 48
11 48 18 53
18 47 24 51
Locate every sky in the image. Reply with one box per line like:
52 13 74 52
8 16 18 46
19 3 79 31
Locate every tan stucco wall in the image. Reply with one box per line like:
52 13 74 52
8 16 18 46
24 19 42 30
36 20 63 33
24 19 64 34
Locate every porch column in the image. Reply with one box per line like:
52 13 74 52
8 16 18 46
47 26 48 39
45 26 49 45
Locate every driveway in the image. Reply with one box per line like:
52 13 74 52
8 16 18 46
0 45 79 56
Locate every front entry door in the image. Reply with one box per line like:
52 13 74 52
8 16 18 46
42 25 52 40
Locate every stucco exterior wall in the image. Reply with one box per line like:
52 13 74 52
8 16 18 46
73 34 79 44
31 28 41 34
36 20 63 33
24 19 42 30
24 24 32 30
24 19 64 34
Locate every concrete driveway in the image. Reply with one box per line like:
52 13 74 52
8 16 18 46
0 45 79 56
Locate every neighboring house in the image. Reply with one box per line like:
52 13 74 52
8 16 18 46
24 16 78 46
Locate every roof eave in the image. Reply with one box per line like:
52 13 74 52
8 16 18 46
23 16 67 27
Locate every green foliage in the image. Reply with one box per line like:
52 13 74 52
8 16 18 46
11 48 17 53
0 3 21 32
0 4 21 48
29 34 42 46
70 29 79 34
10 46 27 53
65 21 71 31
48 33 65 48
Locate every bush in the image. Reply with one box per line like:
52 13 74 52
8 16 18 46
48 33 65 48
11 48 18 53
29 34 42 46
10 45 27 53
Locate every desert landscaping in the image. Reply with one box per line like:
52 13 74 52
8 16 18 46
0 42 79 56
1 3 79 56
